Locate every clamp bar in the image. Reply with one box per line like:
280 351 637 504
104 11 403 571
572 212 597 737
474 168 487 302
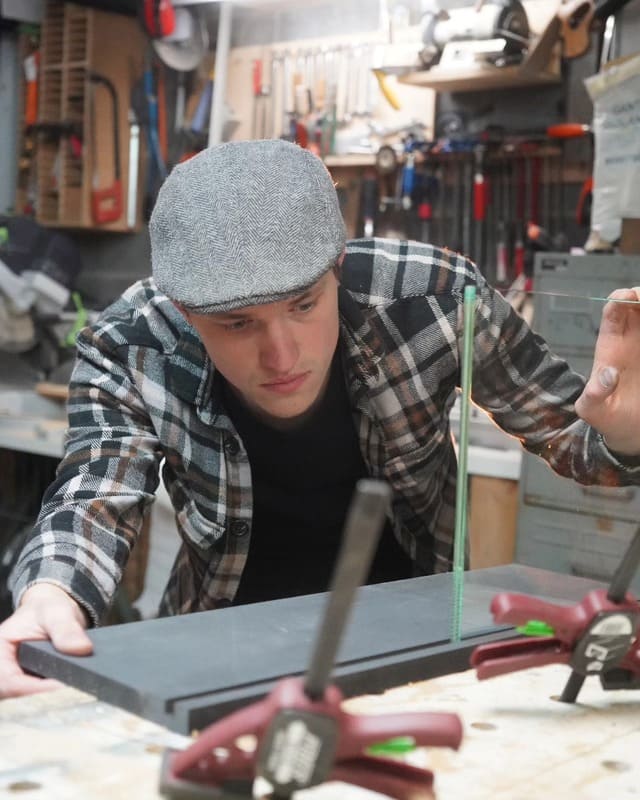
304 479 390 700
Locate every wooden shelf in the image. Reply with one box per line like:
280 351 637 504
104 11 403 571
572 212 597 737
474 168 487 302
399 64 560 93
24 1 146 232
324 154 376 168
398 4 562 95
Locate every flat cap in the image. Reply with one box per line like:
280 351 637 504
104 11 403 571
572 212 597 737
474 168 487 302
150 140 346 313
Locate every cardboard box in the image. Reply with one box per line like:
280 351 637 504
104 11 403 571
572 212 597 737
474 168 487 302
620 218 640 255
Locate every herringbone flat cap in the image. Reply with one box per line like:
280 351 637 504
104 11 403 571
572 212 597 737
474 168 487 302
150 140 346 313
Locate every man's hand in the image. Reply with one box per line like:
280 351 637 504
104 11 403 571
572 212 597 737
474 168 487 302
0 583 93 699
575 287 640 456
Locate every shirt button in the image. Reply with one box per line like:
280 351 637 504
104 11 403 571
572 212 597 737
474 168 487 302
231 520 249 537
224 435 240 455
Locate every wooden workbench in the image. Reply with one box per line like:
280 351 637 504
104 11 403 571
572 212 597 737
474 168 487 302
2 664 639 799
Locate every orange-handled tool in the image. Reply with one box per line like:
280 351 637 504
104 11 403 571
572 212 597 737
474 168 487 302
547 123 592 139
23 52 39 127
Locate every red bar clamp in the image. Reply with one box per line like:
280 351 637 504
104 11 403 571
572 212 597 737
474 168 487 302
472 525 640 702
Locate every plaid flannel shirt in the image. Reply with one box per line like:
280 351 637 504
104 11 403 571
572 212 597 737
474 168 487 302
11 239 640 623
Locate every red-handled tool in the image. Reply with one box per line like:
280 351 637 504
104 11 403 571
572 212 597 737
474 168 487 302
473 144 488 270
23 50 39 128
251 58 268 140
576 175 594 227
513 156 526 280
471 524 640 703
160 480 463 799
143 0 176 38
547 123 594 230
547 123 591 139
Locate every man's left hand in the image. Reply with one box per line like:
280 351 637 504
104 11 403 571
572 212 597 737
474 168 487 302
574 287 640 457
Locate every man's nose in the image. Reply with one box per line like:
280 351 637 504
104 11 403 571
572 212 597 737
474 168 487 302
259 321 299 373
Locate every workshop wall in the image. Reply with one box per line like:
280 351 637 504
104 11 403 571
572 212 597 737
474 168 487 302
2 0 640 310
40 1 390 310
73 230 151 309
56 0 391 309
230 0 382 46
620 0 640 52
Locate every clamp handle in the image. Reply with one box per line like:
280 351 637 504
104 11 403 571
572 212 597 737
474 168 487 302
490 590 592 644
338 707 463 757
167 695 271 786
492 589 640 646
471 635 569 679
332 757 437 800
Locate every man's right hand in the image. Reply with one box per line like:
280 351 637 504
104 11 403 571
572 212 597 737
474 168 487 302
0 583 93 699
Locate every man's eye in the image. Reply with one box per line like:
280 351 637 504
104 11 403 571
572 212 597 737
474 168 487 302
295 300 316 313
224 319 250 331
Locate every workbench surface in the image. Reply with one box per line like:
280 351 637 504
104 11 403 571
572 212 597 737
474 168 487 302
2 664 638 799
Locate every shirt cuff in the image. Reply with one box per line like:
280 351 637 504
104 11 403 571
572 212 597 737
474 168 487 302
11 566 104 627
600 432 640 472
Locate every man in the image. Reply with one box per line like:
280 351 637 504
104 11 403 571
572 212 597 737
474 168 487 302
1 139 639 699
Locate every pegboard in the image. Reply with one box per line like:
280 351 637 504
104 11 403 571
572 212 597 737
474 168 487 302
225 31 436 151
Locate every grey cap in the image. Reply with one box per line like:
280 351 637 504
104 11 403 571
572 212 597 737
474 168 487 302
150 139 346 313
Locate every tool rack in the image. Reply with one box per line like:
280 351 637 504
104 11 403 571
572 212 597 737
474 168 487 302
22 1 145 231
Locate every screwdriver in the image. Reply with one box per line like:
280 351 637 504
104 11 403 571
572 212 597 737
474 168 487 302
547 123 591 139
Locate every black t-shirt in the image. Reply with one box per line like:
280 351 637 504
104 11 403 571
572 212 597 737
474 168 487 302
224 348 414 605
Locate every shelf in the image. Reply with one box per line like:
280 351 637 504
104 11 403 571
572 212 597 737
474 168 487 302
399 64 560 93
324 154 376 168
26 2 146 231
398 3 562 95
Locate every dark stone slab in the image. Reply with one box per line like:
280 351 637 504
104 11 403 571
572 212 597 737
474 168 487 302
19 565 602 733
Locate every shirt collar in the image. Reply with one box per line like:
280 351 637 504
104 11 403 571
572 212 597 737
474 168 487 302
338 285 382 389
166 328 223 427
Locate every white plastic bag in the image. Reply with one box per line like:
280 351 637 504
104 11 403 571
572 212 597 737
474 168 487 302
585 53 640 246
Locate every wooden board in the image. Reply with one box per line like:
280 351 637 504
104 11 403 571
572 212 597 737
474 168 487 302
469 476 519 569
35 382 69 401
2 664 639 799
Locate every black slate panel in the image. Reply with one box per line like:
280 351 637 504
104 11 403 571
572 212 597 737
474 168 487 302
19 565 603 732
